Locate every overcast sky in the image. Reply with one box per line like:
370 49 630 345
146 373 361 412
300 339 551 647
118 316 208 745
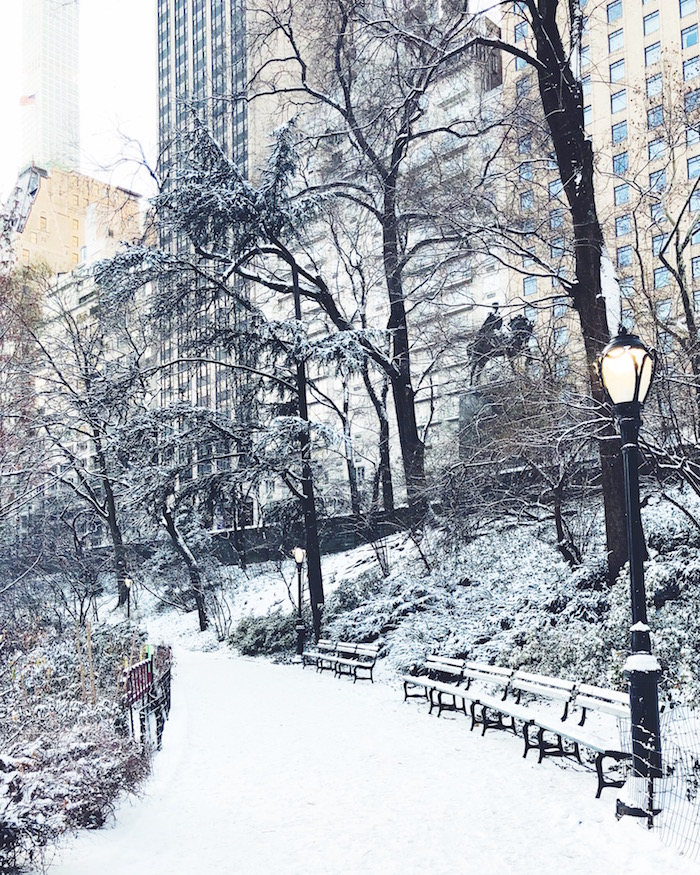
0 0 157 202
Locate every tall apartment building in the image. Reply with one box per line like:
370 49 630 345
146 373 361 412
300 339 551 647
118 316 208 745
500 0 700 375
157 0 248 181
20 0 80 171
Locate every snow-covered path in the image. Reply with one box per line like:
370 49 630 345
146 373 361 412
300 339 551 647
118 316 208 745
45 649 695 874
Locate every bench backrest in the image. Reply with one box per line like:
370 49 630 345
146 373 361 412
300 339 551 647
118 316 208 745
337 641 380 661
316 639 336 653
574 683 630 722
426 655 466 679
511 671 575 702
464 662 513 686
509 671 576 721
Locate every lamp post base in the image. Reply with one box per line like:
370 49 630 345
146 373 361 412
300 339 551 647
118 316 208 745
295 620 306 656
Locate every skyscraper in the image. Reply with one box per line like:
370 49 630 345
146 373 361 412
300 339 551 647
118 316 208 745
20 0 80 171
157 0 248 176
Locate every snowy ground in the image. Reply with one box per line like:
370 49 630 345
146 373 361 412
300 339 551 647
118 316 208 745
39 630 697 874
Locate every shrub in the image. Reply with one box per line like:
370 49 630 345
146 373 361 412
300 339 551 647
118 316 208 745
229 610 298 656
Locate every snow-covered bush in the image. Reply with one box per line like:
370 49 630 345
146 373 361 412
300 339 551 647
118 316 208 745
0 619 150 872
229 609 298 656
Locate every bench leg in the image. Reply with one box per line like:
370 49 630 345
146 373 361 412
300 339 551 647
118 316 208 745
429 689 438 715
403 681 430 702
523 723 538 759
595 752 631 799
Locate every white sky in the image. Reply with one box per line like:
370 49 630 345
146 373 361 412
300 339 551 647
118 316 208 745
0 0 157 203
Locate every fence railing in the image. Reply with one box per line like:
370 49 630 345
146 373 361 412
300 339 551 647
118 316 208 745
122 645 172 750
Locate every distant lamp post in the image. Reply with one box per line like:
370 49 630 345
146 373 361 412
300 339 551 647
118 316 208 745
292 547 306 656
124 577 133 619
597 329 662 826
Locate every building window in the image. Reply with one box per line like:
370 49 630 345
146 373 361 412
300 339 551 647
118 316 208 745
650 169 666 190
549 209 564 230
684 57 700 81
688 127 700 146
647 105 663 128
654 266 670 288
658 331 673 353
692 191 700 212
621 308 634 330
648 138 665 160
689 155 700 178
612 120 627 143
651 202 666 223
693 255 700 278
72 218 79 230
652 234 667 255
613 151 629 174
645 42 661 66
693 225 700 245
553 297 567 317
581 45 591 69
554 327 569 348
607 0 622 23
520 189 534 210
615 215 631 236
608 28 624 53
611 89 627 113
519 161 533 180
523 276 537 296
610 59 626 82
554 355 570 378
515 55 528 70
584 105 593 127
643 12 660 36
582 74 591 96
617 245 633 267
514 20 528 41
683 25 699 50
550 238 565 258
681 0 697 16
614 183 630 205
656 299 672 321
620 276 635 298
549 179 563 198
686 88 700 112
518 135 532 154
646 74 663 98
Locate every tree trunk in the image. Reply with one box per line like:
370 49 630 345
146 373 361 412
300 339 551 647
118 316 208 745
162 503 209 632
362 364 394 513
293 269 324 639
382 192 426 515
531 0 628 582
100 461 130 607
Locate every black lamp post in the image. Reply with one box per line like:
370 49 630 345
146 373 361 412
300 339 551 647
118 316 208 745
292 546 306 656
597 329 662 826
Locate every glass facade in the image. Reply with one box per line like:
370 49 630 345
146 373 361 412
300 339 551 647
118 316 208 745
158 0 248 174
21 0 80 170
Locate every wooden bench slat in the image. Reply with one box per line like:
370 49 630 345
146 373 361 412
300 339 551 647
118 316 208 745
512 671 575 692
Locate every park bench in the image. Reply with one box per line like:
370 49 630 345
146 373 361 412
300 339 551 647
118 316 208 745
401 657 512 718
301 638 336 672
334 641 381 683
429 662 514 718
472 672 631 797
401 655 466 703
